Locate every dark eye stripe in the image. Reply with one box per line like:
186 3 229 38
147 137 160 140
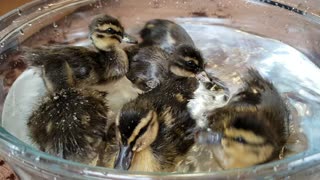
129 120 151 146
96 29 123 37
224 136 266 146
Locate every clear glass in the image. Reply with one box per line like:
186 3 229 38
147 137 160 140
0 0 320 179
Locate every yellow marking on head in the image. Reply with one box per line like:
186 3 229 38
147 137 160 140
184 57 199 65
129 147 161 172
127 111 154 145
221 138 274 169
146 23 155 29
224 128 265 144
175 93 186 102
65 62 75 86
133 111 159 152
161 107 175 127
81 115 90 126
91 32 121 51
96 24 122 32
46 121 53 133
170 65 195 77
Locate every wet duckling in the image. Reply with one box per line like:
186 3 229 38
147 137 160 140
25 14 133 87
125 19 195 91
206 68 290 169
27 60 110 165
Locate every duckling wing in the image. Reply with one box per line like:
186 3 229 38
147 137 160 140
22 46 93 66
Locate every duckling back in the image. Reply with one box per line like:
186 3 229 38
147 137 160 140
139 19 195 54
27 87 109 164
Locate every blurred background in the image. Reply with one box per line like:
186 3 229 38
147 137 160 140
0 0 32 16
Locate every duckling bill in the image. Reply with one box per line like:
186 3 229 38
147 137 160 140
206 68 290 169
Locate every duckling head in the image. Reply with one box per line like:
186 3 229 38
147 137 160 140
206 69 289 169
114 109 159 170
209 109 281 169
169 44 210 82
89 15 125 50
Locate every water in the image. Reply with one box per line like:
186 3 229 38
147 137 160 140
1 17 317 172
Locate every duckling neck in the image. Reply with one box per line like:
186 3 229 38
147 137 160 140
97 46 129 81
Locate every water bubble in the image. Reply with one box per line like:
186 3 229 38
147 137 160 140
17 9 22 16
53 22 58 28
28 23 32 27
38 7 42 11
273 165 279 172
19 29 25 35
35 156 40 161
0 42 4 48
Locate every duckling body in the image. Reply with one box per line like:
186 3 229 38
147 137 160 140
28 87 109 164
125 19 195 91
207 68 289 169
25 14 130 87
115 90 196 172
27 60 111 164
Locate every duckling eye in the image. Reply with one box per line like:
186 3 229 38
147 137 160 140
106 28 116 34
233 136 247 144
185 60 197 68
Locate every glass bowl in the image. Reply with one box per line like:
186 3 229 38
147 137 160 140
1 0 320 179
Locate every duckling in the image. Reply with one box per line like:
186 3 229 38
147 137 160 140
206 68 290 169
24 14 142 113
27 60 110 165
114 99 195 172
24 14 134 87
125 19 195 91
113 45 227 172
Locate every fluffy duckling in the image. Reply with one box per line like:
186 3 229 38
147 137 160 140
125 19 195 91
206 68 290 169
25 14 133 87
113 46 228 172
27 60 110 164
114 99 195 172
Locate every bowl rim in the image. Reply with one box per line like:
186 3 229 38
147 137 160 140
1 0 320 178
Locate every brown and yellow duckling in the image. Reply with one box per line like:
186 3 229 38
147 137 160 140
25 14 134 87
125 19 195 92
206 68 290 169
113 45 227 172
25 14 141 114
27 60 111 165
